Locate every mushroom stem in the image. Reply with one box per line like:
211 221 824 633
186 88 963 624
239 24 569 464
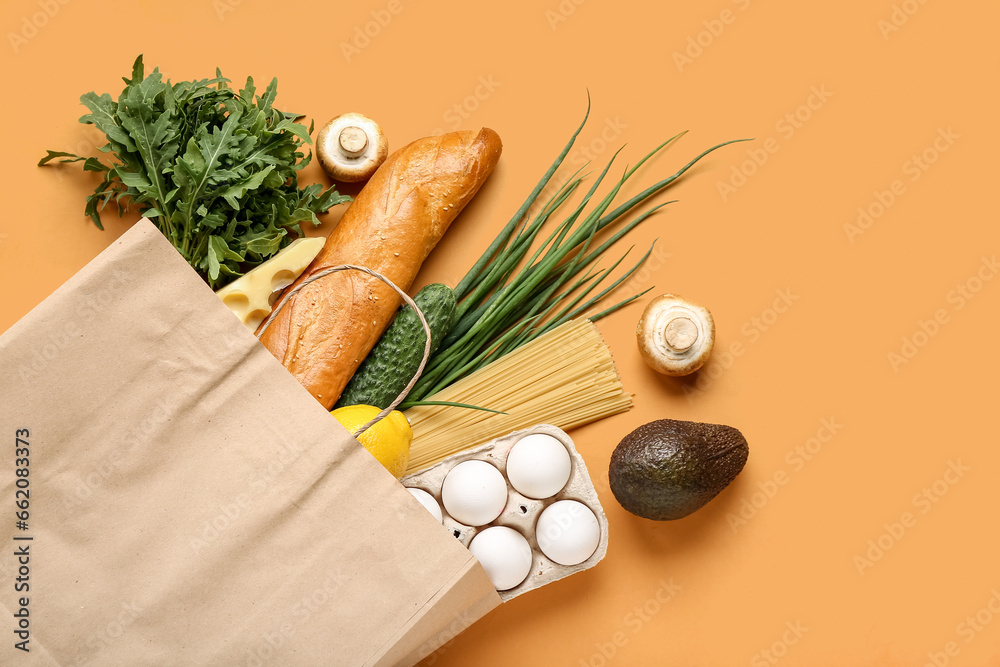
339 126 369 157
316 112 388 183
663 316 698 352
636 294 715 376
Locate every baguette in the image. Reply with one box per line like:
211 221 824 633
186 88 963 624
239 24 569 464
258 128 502 409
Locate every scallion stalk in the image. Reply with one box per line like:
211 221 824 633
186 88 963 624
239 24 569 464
399 109 750 407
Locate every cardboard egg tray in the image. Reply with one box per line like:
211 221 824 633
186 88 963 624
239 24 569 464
401 424 609 601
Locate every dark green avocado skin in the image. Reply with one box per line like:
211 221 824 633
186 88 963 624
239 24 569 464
609 419 749 520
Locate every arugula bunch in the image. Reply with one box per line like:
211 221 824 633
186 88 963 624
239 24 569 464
41 56 350 288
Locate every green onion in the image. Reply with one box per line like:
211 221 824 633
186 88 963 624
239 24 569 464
400 107 749 407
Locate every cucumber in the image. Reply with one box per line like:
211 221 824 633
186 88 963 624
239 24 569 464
336 283 457 409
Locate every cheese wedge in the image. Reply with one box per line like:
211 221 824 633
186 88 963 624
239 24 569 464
216 237 326 331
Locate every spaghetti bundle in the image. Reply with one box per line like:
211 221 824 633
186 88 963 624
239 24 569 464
403 319 631 474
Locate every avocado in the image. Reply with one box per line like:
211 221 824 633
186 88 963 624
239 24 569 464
609 418 748 520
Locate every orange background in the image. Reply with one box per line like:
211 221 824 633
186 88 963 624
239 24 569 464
2 0 998 665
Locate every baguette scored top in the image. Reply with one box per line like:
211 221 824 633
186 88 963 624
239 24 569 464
258 128 502 409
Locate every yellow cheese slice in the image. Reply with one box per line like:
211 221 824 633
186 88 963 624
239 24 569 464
216 237 326 331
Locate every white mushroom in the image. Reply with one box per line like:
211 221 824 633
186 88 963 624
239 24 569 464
316 112 388 182
636 294 715 376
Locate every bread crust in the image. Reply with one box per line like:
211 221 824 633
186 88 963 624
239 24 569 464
258 128 502 408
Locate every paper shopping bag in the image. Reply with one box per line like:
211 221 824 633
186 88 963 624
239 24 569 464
0 220 501 666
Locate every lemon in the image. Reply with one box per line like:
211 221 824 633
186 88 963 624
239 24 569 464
331 404 412 478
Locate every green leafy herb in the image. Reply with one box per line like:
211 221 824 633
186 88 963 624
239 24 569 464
40 55 350 288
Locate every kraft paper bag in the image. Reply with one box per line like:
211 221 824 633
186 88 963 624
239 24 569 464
0 220 501 666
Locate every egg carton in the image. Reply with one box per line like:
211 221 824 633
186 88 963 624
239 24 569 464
401 424 609 601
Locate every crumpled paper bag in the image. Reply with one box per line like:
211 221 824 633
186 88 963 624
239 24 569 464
0 220 500 666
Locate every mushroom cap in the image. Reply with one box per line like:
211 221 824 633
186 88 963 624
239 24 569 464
316 112 388 182
636 294 715 376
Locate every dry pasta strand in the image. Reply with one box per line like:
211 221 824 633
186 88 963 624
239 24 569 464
403 319 632 474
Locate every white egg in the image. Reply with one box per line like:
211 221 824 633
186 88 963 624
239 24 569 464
468 526 533 591
441 460 508 526
535 500 601 566
505 433 572 499
406 487 443 523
